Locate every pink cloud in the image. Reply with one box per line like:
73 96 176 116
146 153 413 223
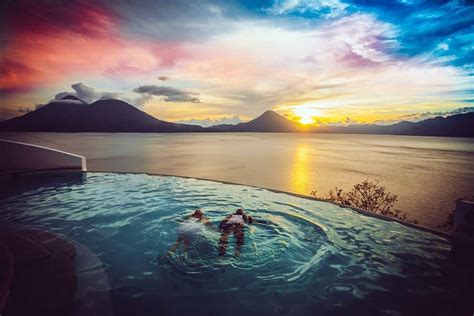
104 43 185 76
335 44 378 67
1 1 186 94
296 14 399 71
0 59 37 94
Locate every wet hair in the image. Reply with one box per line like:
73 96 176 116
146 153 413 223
193 209 203 218
235 208 244 215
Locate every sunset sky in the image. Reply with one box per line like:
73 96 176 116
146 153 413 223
1 0 473 126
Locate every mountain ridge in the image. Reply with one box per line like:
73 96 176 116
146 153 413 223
211 110 308 132
0 98 204 132
0 98 472 137
318 113 474 137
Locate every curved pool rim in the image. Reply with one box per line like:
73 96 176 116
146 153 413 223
0 168 450 238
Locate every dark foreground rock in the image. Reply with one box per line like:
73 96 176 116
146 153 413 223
0 243 14 312
0 228 77 316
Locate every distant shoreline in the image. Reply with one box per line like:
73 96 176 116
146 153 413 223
1 131 474 138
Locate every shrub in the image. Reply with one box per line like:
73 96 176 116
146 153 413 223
311 180 416 223
437 210 454 230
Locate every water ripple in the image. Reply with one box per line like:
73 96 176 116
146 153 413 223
0 172 455 315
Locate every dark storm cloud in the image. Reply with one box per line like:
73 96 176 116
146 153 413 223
53 83 152 108
133 85 201 103
55 83 120 104
130 94 153 108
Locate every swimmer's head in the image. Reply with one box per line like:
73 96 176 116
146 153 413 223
192 209 203 219
236 208 244 215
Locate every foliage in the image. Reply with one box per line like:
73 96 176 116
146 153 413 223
312 180 417 223
437 210 454 230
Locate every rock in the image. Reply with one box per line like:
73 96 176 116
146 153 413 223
6 254 76 315
0 233 50 266
1 228 77 316
0 243 14 313
18 229 76 258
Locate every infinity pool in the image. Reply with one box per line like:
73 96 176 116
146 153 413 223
0 172 461 315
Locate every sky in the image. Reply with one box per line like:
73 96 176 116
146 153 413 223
1 0 473 126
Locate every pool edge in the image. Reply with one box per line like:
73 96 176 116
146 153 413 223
87 170 451 239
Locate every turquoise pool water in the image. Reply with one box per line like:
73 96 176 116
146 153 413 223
0 172 461 315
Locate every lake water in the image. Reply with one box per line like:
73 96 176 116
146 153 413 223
1 132 473 229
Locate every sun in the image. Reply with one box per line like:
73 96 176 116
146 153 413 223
293 106 322 125
299 115 313 125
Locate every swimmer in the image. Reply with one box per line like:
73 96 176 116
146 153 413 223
165 209 213 257
218 208 253 257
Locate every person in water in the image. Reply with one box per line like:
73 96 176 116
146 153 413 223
165 209 213 257
218 208 253 257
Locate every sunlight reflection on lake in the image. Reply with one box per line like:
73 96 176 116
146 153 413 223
289 144 312 194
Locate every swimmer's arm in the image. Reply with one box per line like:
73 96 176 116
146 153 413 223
242 214 271 226
162 236 183 260
252 218 273 225
202 217 216 229
244 215 253 224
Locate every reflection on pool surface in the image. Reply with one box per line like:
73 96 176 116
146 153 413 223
0 172 462 315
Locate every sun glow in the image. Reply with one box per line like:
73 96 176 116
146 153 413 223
293 106 322 125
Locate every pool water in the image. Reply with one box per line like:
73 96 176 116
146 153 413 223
0 172 463 315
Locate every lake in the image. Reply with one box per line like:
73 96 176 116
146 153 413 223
1 132 473 229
